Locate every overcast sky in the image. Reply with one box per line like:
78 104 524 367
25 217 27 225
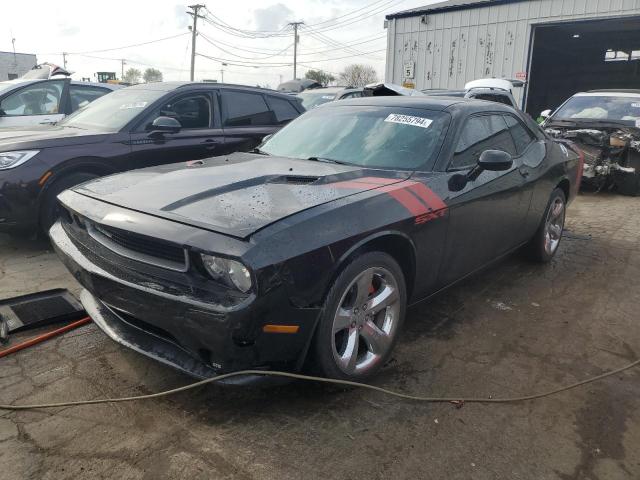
1 0 438 87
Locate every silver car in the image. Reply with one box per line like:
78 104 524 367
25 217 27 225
0 78 120 128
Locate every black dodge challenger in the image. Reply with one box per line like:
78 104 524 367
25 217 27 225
51 97 582 382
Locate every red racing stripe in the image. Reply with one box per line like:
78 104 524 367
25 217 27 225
378 185 429 216
406 183 447 211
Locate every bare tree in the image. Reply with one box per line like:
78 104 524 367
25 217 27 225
305 69 336 87
339 64 377 88
143 68 163 83
123 67 141 84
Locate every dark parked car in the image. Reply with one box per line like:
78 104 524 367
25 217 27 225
0 82 304 234
0 77 120 128
51 96 581 382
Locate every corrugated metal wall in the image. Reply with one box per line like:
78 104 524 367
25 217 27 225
0 52 37 81
386 0 640 103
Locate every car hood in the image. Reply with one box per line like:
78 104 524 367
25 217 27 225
0 125 107 150
74 152 411 239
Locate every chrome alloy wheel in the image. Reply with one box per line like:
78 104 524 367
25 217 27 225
331 267 401 375
544 196 565 255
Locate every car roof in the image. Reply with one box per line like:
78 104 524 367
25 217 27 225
70 81 121 90
122 81 294 98
324 95 507 112
299 86 360 94
584 89 640 96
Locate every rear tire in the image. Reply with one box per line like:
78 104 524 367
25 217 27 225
526 188 566 263
312 252 406 381
39 172 98 234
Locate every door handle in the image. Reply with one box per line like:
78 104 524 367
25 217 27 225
519 167 530 178
202 138 221 149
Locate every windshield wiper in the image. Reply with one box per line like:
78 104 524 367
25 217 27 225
307 156 351 166
252 147 270 155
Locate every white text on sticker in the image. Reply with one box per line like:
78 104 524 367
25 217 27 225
384 114 433 129
119 102 148 110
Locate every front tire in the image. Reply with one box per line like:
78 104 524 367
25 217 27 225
39 172 98 234
312 252 406 381
527 188 566 263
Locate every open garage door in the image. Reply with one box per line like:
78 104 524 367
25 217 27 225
526 16 640 118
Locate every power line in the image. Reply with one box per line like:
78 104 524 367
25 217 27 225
304 0 406 34
304 0 390 28
40 33 190 56
199 33 293 60
196 47 386 67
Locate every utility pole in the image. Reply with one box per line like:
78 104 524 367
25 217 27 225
187 4 206 81
62 52 68 69
288 21 304 80
121 59 126 79
220 62 227 83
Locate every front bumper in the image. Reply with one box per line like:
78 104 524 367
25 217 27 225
50 220 320 379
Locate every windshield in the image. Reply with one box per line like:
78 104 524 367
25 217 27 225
260 106 450 170
0 82 18 96
298 91 338 109
59 88 165 131
553 94 640 123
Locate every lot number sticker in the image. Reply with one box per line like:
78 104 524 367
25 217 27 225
119 102 148 109
385 114 433 129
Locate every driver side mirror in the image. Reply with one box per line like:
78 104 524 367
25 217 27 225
477 150 513 171
147 116 181 135
448 150 513 192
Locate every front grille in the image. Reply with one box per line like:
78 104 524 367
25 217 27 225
94 224 185 264
72 218 190 272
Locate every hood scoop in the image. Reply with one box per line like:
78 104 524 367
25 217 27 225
269 175 320 185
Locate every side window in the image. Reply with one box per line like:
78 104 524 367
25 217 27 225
0 80 64 116
265 95 299 125
222 91 276 127
69 85 110 112
451 115 517 170
148 94 211 130
504 115 535 155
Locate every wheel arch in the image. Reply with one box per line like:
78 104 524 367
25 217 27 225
36 157 117 228
37 157 116 202
329 230 417 303
556 177 571 202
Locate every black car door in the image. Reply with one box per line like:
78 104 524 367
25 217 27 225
219 90 290 153
437 113 533 286
126 90 224 169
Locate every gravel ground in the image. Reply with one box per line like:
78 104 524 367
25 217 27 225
1 192 639 480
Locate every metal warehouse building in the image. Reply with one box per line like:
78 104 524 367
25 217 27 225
0 51 37 81
385 0 640 116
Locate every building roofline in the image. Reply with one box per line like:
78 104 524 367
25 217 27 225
386 0 527 20
0 50 37 57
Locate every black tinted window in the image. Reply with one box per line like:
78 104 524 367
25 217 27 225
504 115 535 155
222 91 276 127
266 95 299 124
146 94 211 130
451 115 517 169
69 85 109 112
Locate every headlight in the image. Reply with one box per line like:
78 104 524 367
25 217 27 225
0 150 40 170
201 254 252 293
